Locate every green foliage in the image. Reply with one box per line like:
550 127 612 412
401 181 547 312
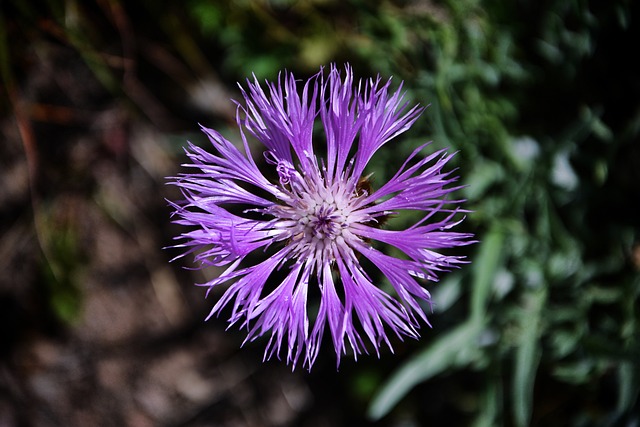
356 1 640 426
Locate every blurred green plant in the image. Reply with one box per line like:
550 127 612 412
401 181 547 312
353 1 640 426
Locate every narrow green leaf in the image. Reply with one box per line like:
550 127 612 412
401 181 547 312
513 288 546 427
472 379 501 427
471 226 504 322
617 362 636 414
367 320 481 420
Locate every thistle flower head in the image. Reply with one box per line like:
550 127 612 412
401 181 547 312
169 64 473 370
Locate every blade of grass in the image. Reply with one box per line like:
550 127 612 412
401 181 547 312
472 378 501 427
367 320 481 420
513 287 546 427
470 225 504 322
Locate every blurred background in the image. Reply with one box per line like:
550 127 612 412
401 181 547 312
1 0 639 426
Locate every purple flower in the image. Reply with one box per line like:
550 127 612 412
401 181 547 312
169 64 473 370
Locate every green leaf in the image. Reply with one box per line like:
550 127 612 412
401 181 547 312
431 273 463 313
617 362 637 414
472 380 501 427
513 288 547 427
471 226 504 322
367 320 481 420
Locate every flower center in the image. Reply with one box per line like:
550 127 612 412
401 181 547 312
302 203 344 241
267 157 367 261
